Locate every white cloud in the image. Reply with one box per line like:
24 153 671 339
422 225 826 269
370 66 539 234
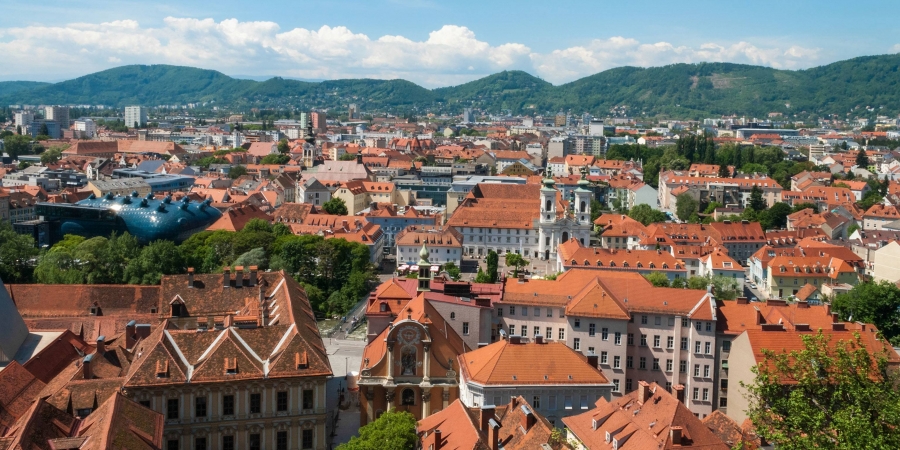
0 18 822 87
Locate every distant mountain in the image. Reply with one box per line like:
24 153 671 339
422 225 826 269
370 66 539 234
4 54 900 117
0 81 51 98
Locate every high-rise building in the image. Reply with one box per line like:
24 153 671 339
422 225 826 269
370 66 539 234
589 119 605 136
462 108 474 124
310 111 326 131
74 119 97 138
44 106 70 130
348 103 358 120
14 111 33 130
124 106 148 128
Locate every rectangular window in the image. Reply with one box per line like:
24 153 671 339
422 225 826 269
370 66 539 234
652 358 660 371
195 397 207 418
223 395 234 416
706 322 712 332
666 359 673 372
627 333 634 345
693 388 699 401
653 335 661 348
521 326 528 337
573 338 580 351
589 323 596 337
546 327 553 339
695 321 702 331
613 379 620 392
250 434 261 450
665 382 673 392
639 357 646 369
703 389 709 401
302 429 313 449
548 395 557 410
533 307 539 316
721 379 729 391
533 326 540 337
195 437 207 450
277 391 288 412
588 346 595 354
695 341 701 353
655 316 661 326
574 319 581 328
694 364 700 377
705 342 711 354
704 365 711 378
626 356 633 368
497 307 503 316
223 436 235 450
600 351 608 364
533 395 541 408
558 328 565 340
168 440 178 450
601 328 609 340
581 395 589 409
681 337 688 350
250 393 261 414
510 306 515 315
613 356 621 369
667 336 674 349
614 332 622 345
641 315 648 324
719 397 728 408
277 431 288 450
680 360 687 373
522 307 528 316
167 398 179 420
564 395 573 410
463 322 470 335
682 317 689 327
640 335 647 346
723 341 731 352
721 360 729 370
626 379 633 391
668 317 676 326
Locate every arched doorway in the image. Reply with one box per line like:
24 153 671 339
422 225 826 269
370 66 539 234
561 232 569 243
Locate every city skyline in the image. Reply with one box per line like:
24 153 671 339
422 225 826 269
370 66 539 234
2 0 900 87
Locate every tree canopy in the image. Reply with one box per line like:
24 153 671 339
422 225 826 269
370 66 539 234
675 193 699 222
322 197 349 215
337 410 418 450
628 203 669 226
832 281 900 346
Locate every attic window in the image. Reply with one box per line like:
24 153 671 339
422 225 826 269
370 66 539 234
296 351 309 370
225 358 238 374
89 306 99 316
156 360 169 378
649 263 656 269
662 263 668 269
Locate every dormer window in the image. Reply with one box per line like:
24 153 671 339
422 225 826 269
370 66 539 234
156 360 169 378
295 351 309 369
225 358 238 374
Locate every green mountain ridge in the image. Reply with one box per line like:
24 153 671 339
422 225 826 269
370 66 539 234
4 54 900 118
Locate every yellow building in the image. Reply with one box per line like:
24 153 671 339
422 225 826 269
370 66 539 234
765 255 858 299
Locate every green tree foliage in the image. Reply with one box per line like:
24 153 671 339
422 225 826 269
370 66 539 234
628 203 668 225
590 199 603 223
196 156 229 169
748 185 766 211
259 153 291 165
337 410 418 450
3 134 34 159
832 281 900 345
684 274 740 300
743 330 900 449
277 138 290 154
442 262 461 281
474 267 490 283
504 252 530 277
0 222 38 282
703 201 723 215
339 153 358 161
644 272 670 287
40 145 66 164
228 165 248 179
857 190 884 211
233 247 269 270
38 122 49 136
322 197 349 215
675 193 699 222
791 203 819 214
856 148 869 168
124 240 184 285
486 250 499 283
757 202 792 230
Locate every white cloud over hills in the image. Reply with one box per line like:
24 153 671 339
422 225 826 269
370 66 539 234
0 18 824 87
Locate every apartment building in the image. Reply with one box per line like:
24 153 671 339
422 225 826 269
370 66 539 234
557 239 688 281
395 226 463 266
125 106 149 127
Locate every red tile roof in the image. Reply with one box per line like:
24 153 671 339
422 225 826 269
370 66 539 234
459 340 610 386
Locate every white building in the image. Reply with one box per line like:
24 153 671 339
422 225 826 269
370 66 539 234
124 106 149 128
44 106 70 129
396 227 463 266
73 119 97 138
14 112 33 130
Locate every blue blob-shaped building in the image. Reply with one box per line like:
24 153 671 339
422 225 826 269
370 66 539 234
24 192 223 245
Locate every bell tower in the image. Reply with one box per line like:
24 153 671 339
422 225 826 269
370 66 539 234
417 243 433 292
574 166 592 224
540 166 557 224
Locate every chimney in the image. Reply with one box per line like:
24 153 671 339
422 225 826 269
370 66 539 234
83 354 94 379
637 381 651 404
223 267 231 288
480 405 495 433
673 384 685 404
509 335 522 344
736 296 749 304
95 335 106 355
125 320 136 350
586 351 599 368
187 267 195 288
432 429 442 450
795 324 810 331
488 418 501 450
534 334 544 344
670 426 683 445
235 266 244 286
755 308 763 325
520 404 535 431
832 322 846 331
248 266 258 286
224 314 234 328
796 300 809 308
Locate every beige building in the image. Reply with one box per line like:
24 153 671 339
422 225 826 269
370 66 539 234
333 180 411 215
87 178 152 197
395 226 463 266
873 240 900 282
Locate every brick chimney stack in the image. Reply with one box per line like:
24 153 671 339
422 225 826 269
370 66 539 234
480 404 495 433
125 320 136 351
95 335 106 355
673 384 685 404
637 380 651 404
235 266 244 286
520 404 535 431
488 418 500 450
187 267 195 288
432 429 442 450
82 354 94 379
223 267 231 288
248 265 258 286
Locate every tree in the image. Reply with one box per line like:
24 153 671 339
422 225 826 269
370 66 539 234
732 146 743 172
228 165 248 179
337 410 418 450
590 199 603 223
277 138 290 154
125 240 184 285
628 203 668 225
259 153 291 165
791 202 819 214
743 330 900 449
748 185 766 211
474 267 491 283
504 252 530 277
832 281 900 345
442 262 461 280
675 193 699 222
644 272 670 287
718 163 730 178
856 148 869 168
233 247 269 270
339 153 357 161
758 202 792 230
322 197 349 215
0 222 38 283
38 123 49 136
3 134 33 159
40 146 63 164
486 250 499 283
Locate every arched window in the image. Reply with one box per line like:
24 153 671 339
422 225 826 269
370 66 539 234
580 200 586 212
402 389 416 406
584 260 589 265
636 262 643 268
545 199 552 211
596 260 603 266
622 262 629 267
401 346 417 376
379 302 387 312
649 263 656 269
450 312 456 320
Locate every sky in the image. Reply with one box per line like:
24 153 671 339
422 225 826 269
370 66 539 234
2 0 899 88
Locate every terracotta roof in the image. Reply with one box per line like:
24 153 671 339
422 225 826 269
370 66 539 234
864 204 900 219
558 239 685 272
272 202 316 223
0 361 46 429
563 381 729 450
459 340 610 386
65 391 164 450
715 299 837 335
793 283 819 301
702 410 761 450
395 226 462 248
206 203 270 231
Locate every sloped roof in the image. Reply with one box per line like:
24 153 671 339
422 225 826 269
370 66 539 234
460 340 610 386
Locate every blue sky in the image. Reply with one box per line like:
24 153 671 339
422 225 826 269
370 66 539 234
1 0 898 87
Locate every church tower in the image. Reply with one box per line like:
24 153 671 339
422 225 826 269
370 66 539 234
540 167 557 224
574 166 592 224
417 243 434 292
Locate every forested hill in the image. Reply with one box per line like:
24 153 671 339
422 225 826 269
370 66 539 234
4 54 900 117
